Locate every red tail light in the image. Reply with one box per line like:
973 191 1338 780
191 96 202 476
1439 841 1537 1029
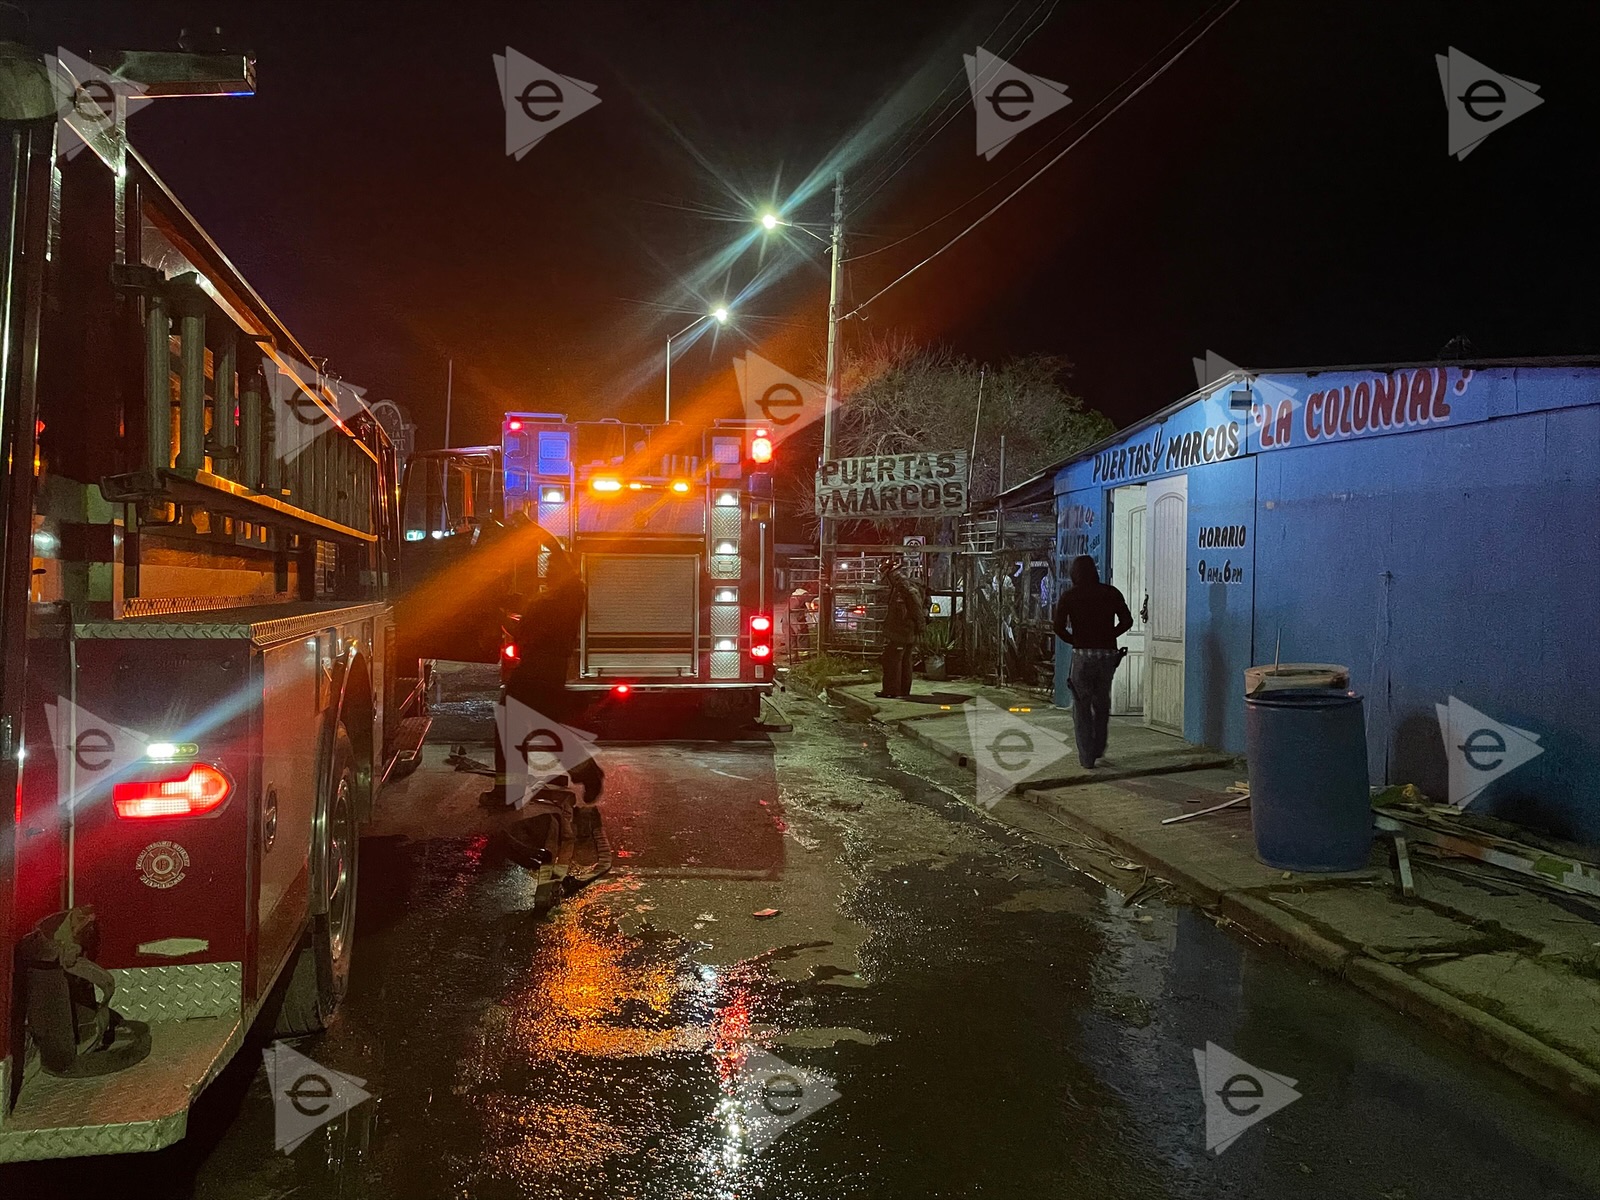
749 614 772 634
751 643 772 661
502 641 520 663
612 683 631 697
113 764 233 819
750 429 773 464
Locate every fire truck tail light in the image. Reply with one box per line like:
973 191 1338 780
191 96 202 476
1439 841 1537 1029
113 764 232 819
750 430 773 464
749 615 772 634
751 643 772 660
670 480 691 493
591 477 622 493
612 683 631 697
508 419 523 431
502 641 520 663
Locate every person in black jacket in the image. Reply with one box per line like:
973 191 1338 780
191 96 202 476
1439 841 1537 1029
486 545 604 806
1051 555 1133 769
876 559 926 698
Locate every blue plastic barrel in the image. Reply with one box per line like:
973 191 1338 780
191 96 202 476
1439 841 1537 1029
1244 688 1372 872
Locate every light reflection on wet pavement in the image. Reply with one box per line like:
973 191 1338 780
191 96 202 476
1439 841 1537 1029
6 669 1600 1198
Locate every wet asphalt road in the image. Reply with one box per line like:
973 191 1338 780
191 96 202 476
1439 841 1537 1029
8 667 1600 1199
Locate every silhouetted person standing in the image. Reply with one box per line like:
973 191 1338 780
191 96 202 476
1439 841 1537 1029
1052 555 1133 769
876 559 925 698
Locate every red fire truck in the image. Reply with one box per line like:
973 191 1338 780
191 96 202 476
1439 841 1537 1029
400 415 777 724
0 47 427 1159
500 413 778 723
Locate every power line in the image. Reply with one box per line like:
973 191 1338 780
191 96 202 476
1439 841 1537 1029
844 0 1232 264
845 0 1242 320
845 0 1028 204
848 0 1059 215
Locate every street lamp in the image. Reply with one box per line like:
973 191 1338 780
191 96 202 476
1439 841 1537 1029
758 209 829 246
757 180 845 653
664 306 729 423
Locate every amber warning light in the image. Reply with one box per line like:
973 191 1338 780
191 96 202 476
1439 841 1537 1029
750 429 773 464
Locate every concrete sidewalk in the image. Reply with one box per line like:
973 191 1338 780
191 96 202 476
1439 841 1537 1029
831 677 1600 1119
826 679 1233 790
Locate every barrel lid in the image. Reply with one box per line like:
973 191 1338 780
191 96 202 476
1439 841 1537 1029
1244 687 1361 708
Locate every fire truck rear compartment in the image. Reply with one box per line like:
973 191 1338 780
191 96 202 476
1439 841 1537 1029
581 553 698 676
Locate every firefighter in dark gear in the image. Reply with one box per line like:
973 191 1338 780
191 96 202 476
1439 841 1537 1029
486 546 604 807
876 558 927 698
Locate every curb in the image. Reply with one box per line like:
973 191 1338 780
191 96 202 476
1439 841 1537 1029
1015 789 1600 1120
1343 958 1600 1121
1218 891 1354 974
786 674 870 702
1020 788 1237 906
823 686 878 721
826 681 1600 1115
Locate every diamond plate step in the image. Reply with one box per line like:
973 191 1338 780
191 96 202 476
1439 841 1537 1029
0 1015 243 1162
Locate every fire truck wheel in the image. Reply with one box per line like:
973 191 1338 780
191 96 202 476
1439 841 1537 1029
274 723 360 1036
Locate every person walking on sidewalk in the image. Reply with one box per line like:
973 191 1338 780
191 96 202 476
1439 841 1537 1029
876 559 926 698
1052 555 1133 769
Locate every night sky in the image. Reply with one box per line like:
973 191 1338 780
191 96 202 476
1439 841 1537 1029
35 0 1600 451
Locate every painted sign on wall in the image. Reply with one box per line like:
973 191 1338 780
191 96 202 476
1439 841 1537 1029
1061 502 1100 558
815 451 967 519
1090 416 1243 484
1250 366 1479 451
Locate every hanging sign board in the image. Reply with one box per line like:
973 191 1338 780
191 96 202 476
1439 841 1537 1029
815 451 968 520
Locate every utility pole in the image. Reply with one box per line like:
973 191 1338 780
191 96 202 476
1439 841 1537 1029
444 357 453 448
818 171 845 654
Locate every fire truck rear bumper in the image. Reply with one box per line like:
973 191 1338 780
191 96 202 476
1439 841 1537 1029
568 681 771 693
0 1014 243 1162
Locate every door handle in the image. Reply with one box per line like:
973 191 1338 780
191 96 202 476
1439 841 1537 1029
1140 594 1149 623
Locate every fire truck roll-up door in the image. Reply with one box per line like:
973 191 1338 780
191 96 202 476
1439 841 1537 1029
582 554 698 676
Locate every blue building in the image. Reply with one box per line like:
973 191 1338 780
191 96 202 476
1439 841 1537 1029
1044 359 1600 843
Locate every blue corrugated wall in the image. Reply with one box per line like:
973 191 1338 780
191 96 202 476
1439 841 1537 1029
1254 404 1600 842
1052 365 1600 844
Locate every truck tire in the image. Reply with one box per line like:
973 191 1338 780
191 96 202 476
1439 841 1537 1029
274 723 360 1036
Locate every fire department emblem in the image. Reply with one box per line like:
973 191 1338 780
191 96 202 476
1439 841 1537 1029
136 841 191 890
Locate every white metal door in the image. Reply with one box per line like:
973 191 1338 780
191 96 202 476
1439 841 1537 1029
1144 474 1187 734
1109 485 1146 714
